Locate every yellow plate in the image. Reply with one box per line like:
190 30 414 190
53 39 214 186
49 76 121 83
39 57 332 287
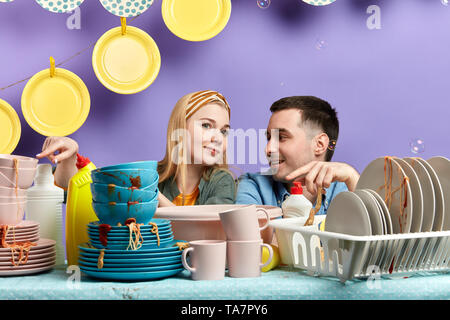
21 68 90 137
0 98 21 154
162 0 232 42
92 26 161 95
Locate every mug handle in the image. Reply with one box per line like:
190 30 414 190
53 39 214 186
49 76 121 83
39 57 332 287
181 247 196 273
260 243 273 269
256 208 270 231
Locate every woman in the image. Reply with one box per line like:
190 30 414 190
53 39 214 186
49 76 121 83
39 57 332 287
37 90 236 206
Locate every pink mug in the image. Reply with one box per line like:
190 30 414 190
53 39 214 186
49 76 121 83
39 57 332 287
182 240 227 281
227 239 273 278
219 205 270 241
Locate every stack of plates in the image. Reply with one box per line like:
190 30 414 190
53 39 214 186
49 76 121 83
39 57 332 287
2 220 40 245
87 218 174 250
325 156 449 236
78 240 186 281
0 238 56 276
78 218 186 281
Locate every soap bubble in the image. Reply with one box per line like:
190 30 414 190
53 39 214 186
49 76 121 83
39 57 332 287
410 138 425 154
315 39 328 50
257 0 271 9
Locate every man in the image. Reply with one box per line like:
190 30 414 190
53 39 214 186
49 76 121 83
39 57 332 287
235 96 360 215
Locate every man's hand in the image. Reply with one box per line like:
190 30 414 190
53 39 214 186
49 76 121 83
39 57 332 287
285 161 360 195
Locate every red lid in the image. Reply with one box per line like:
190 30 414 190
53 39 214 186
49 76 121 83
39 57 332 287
290 181 303 195
76 153 91 169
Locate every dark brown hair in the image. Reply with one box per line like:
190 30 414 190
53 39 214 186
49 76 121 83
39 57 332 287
270 96 339 161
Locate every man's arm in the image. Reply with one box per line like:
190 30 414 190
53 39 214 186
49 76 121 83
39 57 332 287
235 174 264 205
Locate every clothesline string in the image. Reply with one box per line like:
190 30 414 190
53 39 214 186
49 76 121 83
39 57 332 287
0 15 141 92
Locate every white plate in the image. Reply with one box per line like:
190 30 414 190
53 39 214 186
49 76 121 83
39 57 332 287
427 156 449 230
356 157 413 234
365 189 393 234
354 190 384 235
394 158 423 233
414 158 444 231
324 191 372 236
403 158 435 232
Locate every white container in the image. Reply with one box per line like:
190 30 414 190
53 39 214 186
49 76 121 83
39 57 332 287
270 217 450 283
26 164 65 265
282 182 313 219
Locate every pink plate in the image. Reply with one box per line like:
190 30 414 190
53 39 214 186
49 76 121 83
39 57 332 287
9 220 40 230
0 245 55 257
0 255 55 267
0 238 55 253
0 250 55 262
4 236 40 244
0 263 55 276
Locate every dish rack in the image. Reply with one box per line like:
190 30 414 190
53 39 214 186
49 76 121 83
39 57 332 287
269 217 450 283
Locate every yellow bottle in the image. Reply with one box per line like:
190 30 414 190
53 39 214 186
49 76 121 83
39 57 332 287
65 154 97 266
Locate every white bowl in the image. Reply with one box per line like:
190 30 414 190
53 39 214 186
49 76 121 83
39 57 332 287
0 154 38 169
0 186 27 197
154 204 282 243
0 202 26 225
0 166 37 189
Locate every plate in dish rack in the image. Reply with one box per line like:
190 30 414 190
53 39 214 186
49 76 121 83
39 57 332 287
427 156 449 230
356 157 413 234
324 191 372 236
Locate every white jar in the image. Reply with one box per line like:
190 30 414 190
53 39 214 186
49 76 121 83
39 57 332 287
26 164 65 265
281 182 313 219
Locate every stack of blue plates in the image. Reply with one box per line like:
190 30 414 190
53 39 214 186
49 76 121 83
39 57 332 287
87 218 174 250
78 218 187 281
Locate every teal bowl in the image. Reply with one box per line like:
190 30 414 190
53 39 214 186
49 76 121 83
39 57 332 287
98 161 158 171
90 182 158 203
91 168 159 189
92 199 159 225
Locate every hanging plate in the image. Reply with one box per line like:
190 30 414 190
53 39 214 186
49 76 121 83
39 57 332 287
0 99 21 154
35 0 84 13
92 25 161 94
162 0 232 42
302 0 336 6
21 67 90 137
99 0 154 17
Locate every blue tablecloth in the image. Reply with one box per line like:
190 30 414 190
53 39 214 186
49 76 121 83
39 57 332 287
0 265 449 300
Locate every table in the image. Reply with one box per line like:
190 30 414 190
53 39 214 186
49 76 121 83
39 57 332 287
0 265 449 300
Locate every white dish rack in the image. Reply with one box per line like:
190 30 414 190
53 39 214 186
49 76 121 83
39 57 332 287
269 217 450 283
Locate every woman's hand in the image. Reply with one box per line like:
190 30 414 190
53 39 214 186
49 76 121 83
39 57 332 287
36 136 79 164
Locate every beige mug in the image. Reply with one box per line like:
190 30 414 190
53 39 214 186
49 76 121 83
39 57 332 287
219 205 270 241
227 239 273 278
182 240 227 281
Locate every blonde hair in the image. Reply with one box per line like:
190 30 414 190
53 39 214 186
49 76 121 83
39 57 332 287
157 91 233 204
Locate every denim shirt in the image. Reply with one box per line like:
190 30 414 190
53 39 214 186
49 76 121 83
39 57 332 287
235 172 348 215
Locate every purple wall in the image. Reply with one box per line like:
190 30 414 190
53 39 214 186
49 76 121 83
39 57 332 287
1 0 449 176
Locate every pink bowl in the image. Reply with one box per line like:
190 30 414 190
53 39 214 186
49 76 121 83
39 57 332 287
0 196 27 204
0 186 27 197
0 167 37 189
0 202 26 225
154 205 282 243
0 155 38 169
